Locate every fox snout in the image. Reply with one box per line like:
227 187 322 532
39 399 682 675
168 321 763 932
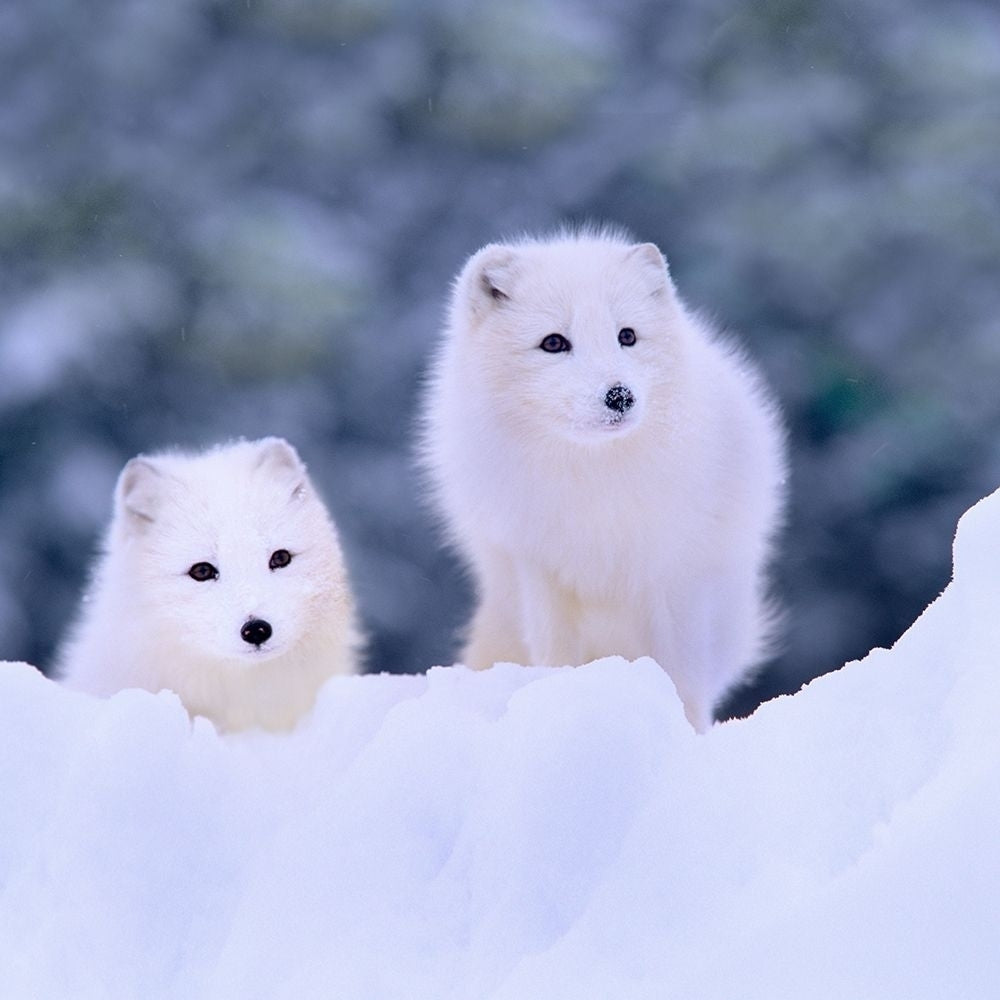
604 383 635 414
241 617 273 647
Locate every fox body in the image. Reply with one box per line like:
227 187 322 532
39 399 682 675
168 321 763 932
421 228 786 729
57 437 360 731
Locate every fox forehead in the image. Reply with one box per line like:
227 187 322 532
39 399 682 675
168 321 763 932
506 258 665 328
137 487 316 563
501 283 665 347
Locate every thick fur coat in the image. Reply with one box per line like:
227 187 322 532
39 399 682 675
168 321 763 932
421 228 786 729
57 438 360 731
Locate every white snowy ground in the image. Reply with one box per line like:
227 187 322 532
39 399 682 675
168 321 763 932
2 492 999 1000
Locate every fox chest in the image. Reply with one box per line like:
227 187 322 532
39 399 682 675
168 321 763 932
481 460 688 585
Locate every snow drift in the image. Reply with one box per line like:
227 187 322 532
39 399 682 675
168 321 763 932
2 489 999 999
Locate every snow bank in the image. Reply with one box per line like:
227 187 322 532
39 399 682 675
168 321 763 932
2 490 999 999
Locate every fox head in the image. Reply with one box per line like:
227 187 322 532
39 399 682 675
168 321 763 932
450 230 687 445
111 437 350 666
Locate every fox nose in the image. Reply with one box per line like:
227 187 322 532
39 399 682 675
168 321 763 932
241 618 272 647
605 384 635 414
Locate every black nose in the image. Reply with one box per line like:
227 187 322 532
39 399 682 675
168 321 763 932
604 384 635 414
241 618 272 647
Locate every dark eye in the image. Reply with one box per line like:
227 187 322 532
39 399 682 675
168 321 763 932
269 549 293 570
188 562 218 582
539 333 572 353
618 327 637 347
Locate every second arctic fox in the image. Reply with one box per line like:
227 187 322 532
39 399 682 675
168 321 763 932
57 437 361 732
421 228 786 730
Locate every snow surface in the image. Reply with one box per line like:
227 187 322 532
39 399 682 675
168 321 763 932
2 489 999 999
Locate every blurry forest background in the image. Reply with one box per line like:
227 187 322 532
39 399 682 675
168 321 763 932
2 0 999 716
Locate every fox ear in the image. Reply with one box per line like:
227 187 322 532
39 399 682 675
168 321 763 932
455 243 520 324
253 437 308 499
116 457 165 528
627 242 675 298
476 245 518 303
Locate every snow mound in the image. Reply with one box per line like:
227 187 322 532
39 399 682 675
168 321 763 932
3 490 999 999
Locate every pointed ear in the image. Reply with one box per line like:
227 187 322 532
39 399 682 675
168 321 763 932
477 245 518 303
454 243 520 325
627 242 675 298
253 437 308 499
115 457 165 528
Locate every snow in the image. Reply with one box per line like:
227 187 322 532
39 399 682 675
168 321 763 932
2 489 999 999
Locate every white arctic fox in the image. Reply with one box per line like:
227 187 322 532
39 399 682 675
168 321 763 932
421 227 786 730
57 437 361 732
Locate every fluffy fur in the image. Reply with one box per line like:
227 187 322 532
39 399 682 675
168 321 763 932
57 437 361 732
420 227 786 730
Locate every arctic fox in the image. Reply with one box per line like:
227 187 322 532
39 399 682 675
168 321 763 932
421 227 786 730
57 437 361 732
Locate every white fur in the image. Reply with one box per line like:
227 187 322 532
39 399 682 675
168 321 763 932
420 227 786 731
57 438 361 732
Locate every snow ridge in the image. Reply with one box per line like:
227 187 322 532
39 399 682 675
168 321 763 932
2 489 999 998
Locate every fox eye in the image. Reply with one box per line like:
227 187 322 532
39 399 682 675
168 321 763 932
269 549 293 570
188 562 218 582
618 327 637 347
539 333 572 353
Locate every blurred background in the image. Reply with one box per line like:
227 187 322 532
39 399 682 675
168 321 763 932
2 0 998 717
